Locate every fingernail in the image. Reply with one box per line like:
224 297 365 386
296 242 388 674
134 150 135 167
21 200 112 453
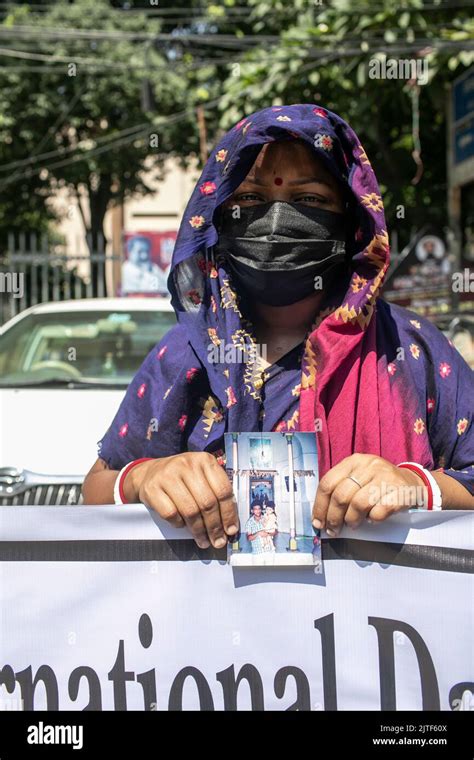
214 537 226 549
197 539 210 549
326 528 337 537
227 525 238 535
312 519 322 529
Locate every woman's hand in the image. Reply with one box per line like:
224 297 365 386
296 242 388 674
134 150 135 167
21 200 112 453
126 453 239 549
312 454 426 536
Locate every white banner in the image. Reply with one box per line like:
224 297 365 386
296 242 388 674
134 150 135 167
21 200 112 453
0 506 472 711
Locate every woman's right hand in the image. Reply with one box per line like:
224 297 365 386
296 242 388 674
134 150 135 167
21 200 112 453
126 452 239 550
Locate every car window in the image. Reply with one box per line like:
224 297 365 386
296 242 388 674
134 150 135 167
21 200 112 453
0 309 176 385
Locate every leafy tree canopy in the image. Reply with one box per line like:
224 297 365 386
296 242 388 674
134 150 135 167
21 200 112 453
0 0 472 250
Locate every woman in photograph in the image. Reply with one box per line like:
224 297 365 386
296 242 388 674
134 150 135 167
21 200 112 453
82 104 474 548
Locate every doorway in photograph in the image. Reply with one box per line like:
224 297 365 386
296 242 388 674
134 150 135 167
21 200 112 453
249 476 274 508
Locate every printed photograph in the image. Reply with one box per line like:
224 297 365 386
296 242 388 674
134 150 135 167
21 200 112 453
225 432 321 568
121 231 176 296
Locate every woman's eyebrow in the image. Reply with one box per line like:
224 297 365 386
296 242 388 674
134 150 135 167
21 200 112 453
287 176 334 188
240 176 266 186
239 176 335 189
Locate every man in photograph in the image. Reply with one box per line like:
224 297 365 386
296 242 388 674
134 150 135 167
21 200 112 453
122 235 169 294
245 503 272 555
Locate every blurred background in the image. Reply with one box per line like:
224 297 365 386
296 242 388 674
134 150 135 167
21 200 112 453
0 0 473 504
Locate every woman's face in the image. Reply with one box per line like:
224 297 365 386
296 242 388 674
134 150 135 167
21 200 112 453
227 140 344 213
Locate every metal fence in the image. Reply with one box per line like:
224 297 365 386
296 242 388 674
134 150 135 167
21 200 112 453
0 233 121 326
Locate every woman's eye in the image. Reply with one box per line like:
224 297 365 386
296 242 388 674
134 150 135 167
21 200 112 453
234 193 265 203
294 194 328 204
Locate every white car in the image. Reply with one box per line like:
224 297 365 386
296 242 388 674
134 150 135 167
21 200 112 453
0 298 176 505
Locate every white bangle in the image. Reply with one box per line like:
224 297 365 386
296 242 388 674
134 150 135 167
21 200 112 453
422 468 443 511
397 461 443 510
113 462 132 505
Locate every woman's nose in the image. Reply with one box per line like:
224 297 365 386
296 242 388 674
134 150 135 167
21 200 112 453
266 186 292 202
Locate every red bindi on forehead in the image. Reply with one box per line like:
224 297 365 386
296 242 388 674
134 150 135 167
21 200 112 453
274 177 283 185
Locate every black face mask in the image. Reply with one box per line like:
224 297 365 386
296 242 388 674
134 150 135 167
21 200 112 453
214 201 348 306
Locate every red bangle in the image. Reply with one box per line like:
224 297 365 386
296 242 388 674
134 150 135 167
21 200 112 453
119 458 154 504
397 463 433 510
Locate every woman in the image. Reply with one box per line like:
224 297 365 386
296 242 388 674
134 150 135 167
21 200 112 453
83 104 474 548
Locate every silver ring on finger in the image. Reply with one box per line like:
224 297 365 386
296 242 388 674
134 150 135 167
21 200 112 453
347 475 363 489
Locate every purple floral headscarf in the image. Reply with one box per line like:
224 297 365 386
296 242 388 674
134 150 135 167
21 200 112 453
98 104 473 495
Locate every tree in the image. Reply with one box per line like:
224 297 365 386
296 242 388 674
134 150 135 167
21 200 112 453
198 0 474 247
0 0 187 251
0 0 472 252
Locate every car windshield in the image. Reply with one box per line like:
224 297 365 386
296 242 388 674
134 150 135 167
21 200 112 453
0 308 176 387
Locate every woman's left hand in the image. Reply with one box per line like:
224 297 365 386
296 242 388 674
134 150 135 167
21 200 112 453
312 454 426 536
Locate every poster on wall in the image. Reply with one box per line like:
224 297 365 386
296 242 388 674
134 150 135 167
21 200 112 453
383 227 453 319
120 231 177 296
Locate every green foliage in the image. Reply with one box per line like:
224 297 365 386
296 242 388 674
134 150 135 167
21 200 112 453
202 0 473 244
0 0 473 251
0 0 186 249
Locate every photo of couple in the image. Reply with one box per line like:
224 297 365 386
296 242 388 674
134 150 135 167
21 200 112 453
245 502 278 555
